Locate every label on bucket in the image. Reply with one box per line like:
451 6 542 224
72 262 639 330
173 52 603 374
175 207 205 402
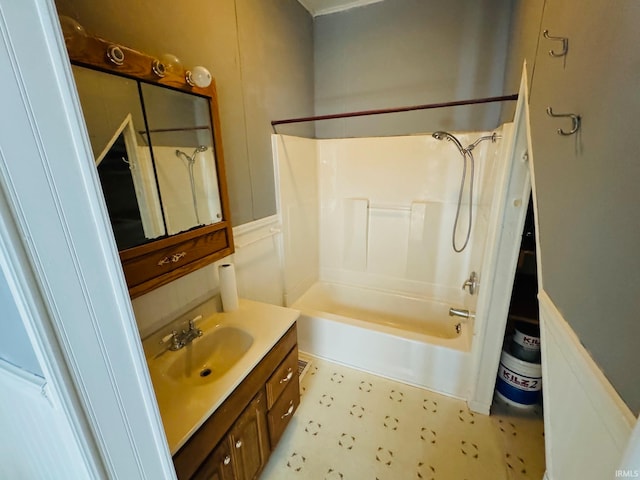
498 364 541 391
513 330 540 352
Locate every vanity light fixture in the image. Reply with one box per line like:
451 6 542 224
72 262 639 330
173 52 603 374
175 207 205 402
159 53 184 74
152 59 166 78
185 65 212 88
106 44 125 66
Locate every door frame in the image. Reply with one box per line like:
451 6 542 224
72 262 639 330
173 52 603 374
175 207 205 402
467 67 533 414
0 0 174 477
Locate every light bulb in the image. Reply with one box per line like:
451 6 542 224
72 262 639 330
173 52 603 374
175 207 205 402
58 15 87 48
186 65 212 88
159 53 183 75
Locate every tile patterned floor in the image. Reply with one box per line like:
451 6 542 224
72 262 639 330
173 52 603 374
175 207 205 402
261 354 545 480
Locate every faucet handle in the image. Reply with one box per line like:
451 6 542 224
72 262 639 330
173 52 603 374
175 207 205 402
160 330 177 344
188 315 203 338
188 315 203 330
462 271 478 295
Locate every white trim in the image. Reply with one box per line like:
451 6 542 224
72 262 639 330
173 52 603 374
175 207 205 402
539 290 634 479
0 358 46 396
619 417 640 473
297 0 384 17
233 214 279 236
467 67 532 413
233 214 281 249
0 0 175 477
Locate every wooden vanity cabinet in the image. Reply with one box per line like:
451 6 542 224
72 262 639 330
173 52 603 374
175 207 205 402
174 323 299 480
191 439 234 480
193 391 270 480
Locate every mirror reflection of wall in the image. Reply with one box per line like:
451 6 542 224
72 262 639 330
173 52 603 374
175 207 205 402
72 66 146 157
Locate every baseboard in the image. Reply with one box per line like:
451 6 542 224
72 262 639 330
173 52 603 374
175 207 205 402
467 399 491 416
539 290 635 480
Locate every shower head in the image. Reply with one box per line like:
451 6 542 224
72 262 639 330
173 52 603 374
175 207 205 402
432 131 466 155
175 146 208 163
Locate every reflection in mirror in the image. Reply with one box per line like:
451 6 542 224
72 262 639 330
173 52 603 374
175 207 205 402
141 83 223 235
96 115 165 250
72 65 166 250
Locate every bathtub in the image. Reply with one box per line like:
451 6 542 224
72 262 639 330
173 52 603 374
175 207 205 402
293 281 471 399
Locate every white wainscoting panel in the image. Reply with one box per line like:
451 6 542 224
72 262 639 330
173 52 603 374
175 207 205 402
0 361 91 479
539 290 635 480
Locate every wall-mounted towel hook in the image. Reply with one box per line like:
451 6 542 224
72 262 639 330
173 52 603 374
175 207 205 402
546 107 581 136
543 30 569 57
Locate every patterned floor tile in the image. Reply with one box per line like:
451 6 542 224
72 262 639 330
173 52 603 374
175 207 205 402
260 355 545 480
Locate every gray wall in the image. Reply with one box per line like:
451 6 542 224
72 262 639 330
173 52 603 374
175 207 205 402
502 0 640 413
0 268 42 376
55 0 314 225
313 0 513 138
499 0 545 122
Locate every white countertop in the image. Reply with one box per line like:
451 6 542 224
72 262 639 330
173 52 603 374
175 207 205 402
143 298 299 454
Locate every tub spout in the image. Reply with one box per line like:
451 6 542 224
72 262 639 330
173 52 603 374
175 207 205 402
449 307 471 319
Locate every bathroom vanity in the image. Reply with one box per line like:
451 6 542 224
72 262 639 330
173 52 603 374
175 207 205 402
143 299 300 480
62 29 301 478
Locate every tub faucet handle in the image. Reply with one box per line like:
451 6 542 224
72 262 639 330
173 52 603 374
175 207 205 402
462 271 478 295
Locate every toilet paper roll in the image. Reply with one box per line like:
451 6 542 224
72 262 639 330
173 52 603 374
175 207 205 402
219 263 239 312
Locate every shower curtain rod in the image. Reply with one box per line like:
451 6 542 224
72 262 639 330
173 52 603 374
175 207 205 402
271 94 518 126
138 126 210 135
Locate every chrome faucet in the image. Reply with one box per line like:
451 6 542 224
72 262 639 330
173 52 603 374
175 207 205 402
462 271 478 295
449 307 471 319
160 315 203 351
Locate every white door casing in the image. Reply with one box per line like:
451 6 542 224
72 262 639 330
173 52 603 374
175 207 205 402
0 0 175 478
467 65 532 414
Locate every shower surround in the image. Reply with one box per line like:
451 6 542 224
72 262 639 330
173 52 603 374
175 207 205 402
273 130 510 398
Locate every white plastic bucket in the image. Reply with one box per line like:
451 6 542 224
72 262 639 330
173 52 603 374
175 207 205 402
495 348 542 408
511 322 541 362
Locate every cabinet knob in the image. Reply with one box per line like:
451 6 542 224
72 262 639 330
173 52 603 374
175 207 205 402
223 455 231 465
235 440 242 449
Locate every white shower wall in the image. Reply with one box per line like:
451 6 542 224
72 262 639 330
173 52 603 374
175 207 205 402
273 131 505 307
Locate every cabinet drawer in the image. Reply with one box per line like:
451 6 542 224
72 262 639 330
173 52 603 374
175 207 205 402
267 376 300 447
122 228 228 288
266 346 298 409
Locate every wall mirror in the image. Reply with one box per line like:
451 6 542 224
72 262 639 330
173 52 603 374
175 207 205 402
65 34 234 298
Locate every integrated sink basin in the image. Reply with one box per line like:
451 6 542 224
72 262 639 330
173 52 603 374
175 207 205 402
142 298 300 454
164 326 253 385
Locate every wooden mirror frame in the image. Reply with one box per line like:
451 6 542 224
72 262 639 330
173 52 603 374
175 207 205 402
65 34 234 298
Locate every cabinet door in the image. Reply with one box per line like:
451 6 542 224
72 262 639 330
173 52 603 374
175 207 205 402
192 438 235 480
228 391 271 480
